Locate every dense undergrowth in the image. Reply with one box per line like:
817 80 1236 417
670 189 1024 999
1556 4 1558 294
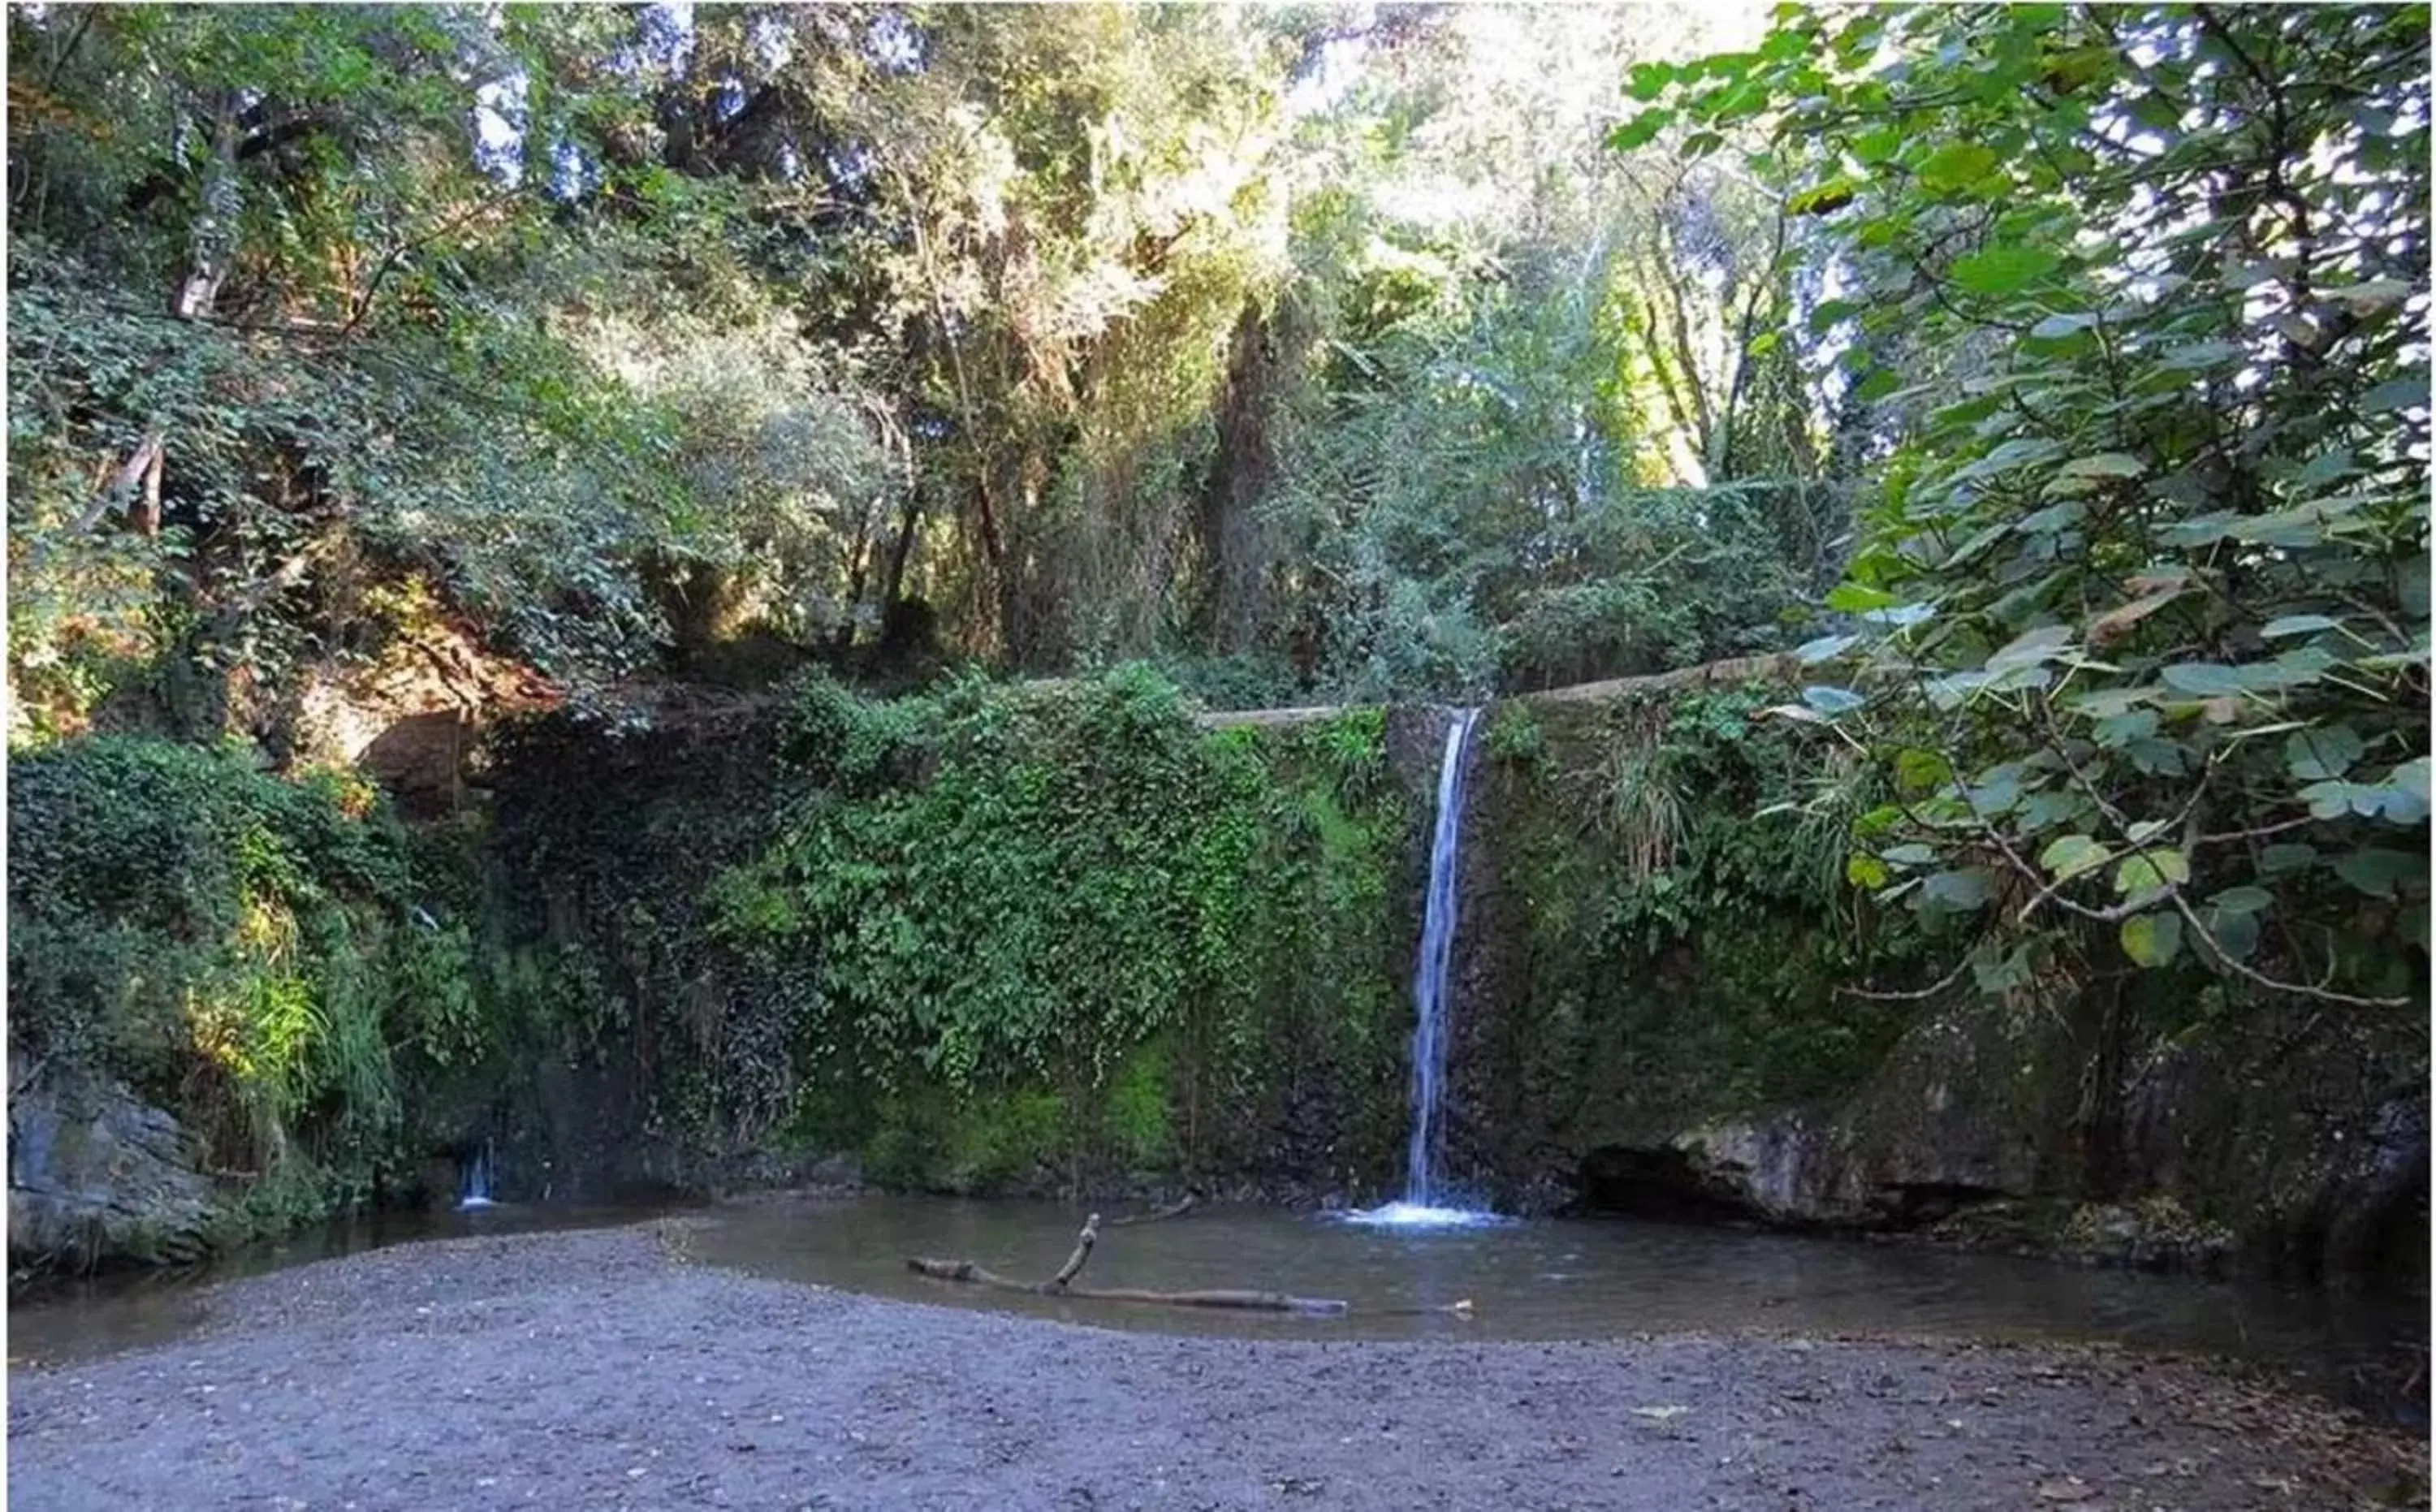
1472 687 1945 1143
7 737 485 1234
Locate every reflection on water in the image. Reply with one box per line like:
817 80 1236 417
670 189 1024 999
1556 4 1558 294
691 1195 2425 1421
11 1191 2424 1426
6 1201 678 1367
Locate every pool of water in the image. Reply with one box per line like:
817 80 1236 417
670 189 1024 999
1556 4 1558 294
11 1192 2425 1423
687 1194 2426 1419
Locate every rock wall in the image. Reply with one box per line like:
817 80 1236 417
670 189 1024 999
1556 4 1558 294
473 685 1427 1210
1431 675 2430 1285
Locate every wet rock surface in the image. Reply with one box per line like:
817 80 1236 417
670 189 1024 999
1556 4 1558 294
9 1225 2424 1511
8 1074 215 1277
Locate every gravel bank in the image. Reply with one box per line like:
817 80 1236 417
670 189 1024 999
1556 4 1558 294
7 1223 2421 1510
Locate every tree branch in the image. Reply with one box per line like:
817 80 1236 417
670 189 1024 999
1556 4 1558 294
2168 891 2409 1009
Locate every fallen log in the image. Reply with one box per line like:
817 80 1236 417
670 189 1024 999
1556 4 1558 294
904 1255 1352 1315
905 1213 1471 1318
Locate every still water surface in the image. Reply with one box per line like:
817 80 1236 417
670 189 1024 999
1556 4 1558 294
12 1194 2423 1421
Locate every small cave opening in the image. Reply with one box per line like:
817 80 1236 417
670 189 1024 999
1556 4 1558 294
1874 1181 2008 1229
1572 1145 1756 1223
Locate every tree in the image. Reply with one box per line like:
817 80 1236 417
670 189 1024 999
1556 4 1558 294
1627 4 2430 1004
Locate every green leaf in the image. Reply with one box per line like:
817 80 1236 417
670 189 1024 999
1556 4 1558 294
2360 375 2430 413
1970 940 2036 994
1949 244 2062 296
2259 843 2318 875
1800 685 1865 715
2283 724 2365 782
1894 748 1954 793
1881 843 1937 866
2201 906 2261 962
1985 624 2073 672
1609 110 1673 152
1845 853 1890 889
1921 867 1995 911
1917 140 1998 192
1851 125 1903 165
1825 582 1899 613
2300 780 2369 819
2029 312 2096 339
2058 452 2143 479
2209 885 2273 914
1795 633 1857 664
2161 340 2244 369
2373 783 2430 826
2015 499 2085 534
2092 709 2159 748
1626 63 1676 102
1787 176 1860 215
2017 791 2087 831
2119 911 2183 967
2039 834 2110 880
2292 450 2358 488
2332 849 2424 899
2261 614 2340 638
2113 848 2190 896
2394 757 2431 801
2159 663 2247 698
2323 279 2411 313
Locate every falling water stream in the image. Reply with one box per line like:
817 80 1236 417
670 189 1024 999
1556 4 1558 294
457 1142 497 1210
1346 706 1500 1229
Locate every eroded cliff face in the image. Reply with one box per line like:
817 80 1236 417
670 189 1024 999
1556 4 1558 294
1430 675 2429 1285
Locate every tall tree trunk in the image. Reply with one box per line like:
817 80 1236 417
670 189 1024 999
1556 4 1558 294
1190 300 1288 657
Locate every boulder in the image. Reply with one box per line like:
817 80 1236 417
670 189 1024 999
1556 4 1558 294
9 1073 217 1276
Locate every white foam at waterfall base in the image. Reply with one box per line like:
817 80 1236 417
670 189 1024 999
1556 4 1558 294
1337 1199 1510 1230
1341 706 1504 1230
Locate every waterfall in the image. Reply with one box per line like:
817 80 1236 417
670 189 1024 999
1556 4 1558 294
1404 705 1481 1204
1345 706 1501 1229
458 1142 497 1210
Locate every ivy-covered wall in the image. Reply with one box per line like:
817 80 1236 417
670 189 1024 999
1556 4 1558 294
477 667 1418 1203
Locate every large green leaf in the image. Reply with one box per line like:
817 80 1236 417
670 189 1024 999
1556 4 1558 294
2158 663 2247 698
2039 833 2109 879
2334 849 2425 899
2284 724 2365 782
1948 244 2062 296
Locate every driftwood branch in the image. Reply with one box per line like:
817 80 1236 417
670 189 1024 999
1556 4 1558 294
905 1213 1471 1319
1104 1193 1199 1227
1049 1212 1099 1287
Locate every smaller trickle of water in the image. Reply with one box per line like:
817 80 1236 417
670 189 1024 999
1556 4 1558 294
1344 706 1504 1231
457 1143 497 1211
